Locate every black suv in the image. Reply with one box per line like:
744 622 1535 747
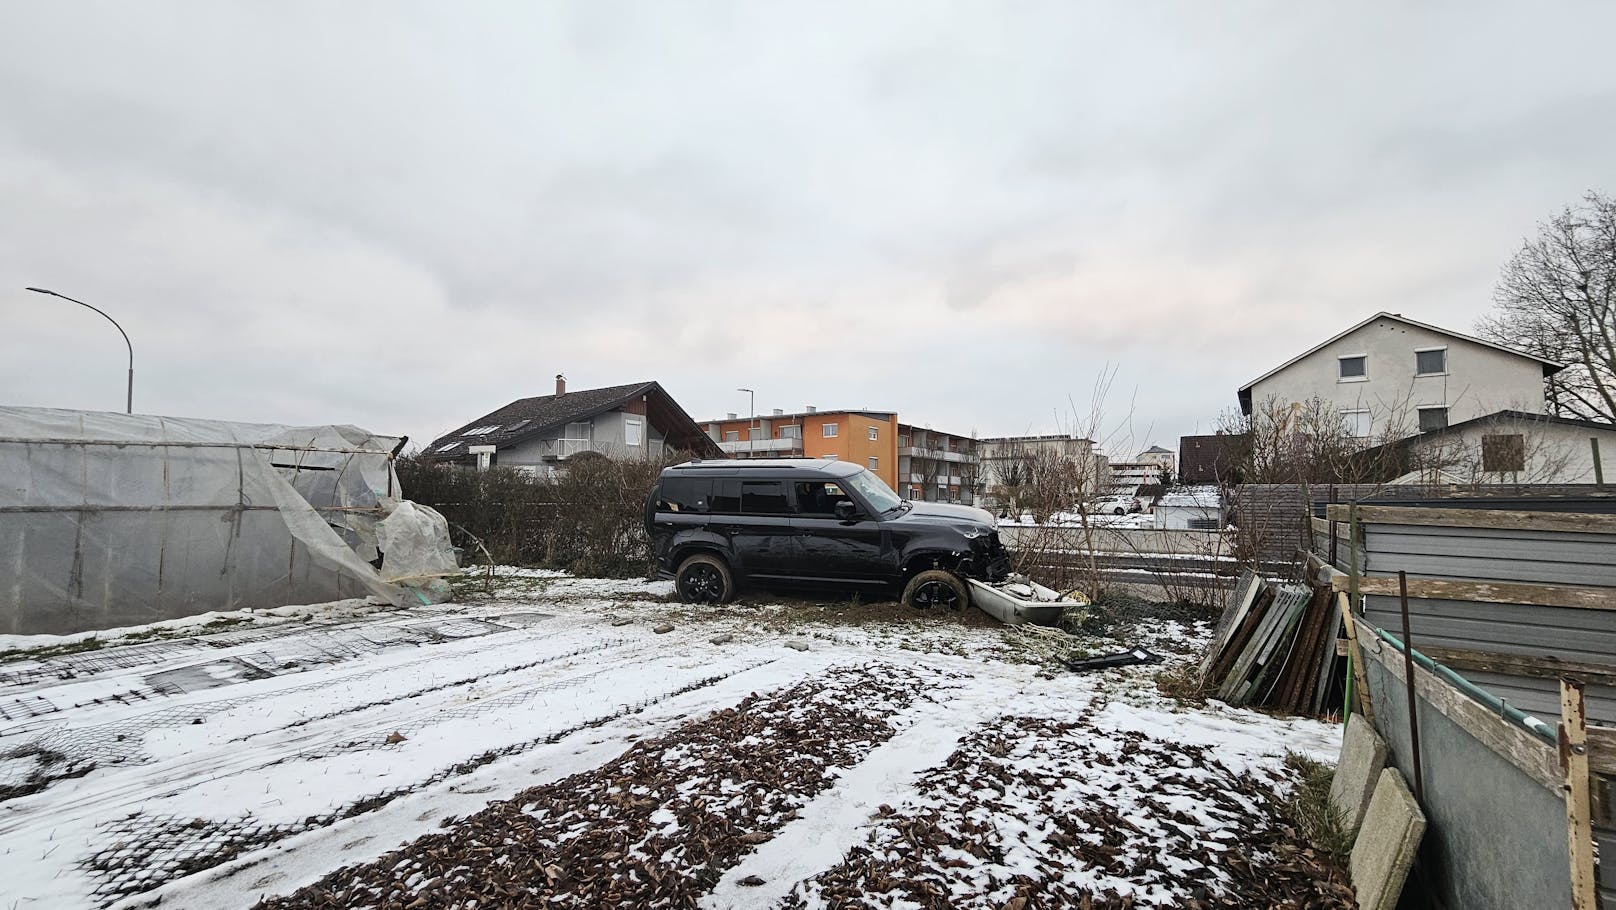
645 459 1010 608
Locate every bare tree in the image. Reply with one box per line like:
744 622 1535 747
1479 191 1616 421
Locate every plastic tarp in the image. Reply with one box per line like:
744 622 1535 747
0 406 452 635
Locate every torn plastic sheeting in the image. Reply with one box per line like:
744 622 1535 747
376 500 459 605
0 406 423 635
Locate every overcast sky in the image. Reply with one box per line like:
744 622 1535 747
3 2 1614 456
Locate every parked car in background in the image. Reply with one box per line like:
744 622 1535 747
1083 494 1142 515
645 459 1010 608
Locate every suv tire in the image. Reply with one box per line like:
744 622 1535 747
902 569 969 611
675 553 735 605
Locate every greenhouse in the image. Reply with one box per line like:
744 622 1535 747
0 406 455 635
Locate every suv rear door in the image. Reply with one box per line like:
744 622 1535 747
708 477 797 578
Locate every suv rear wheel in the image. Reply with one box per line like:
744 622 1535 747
902 569 969 611
675 553 734 604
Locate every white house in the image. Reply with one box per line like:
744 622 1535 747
1237 313 1563 442
1373 410 1616 485
1153 486 1225 530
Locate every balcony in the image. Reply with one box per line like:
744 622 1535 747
718 437 805 455
899 446 977 464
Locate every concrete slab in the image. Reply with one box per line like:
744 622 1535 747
1330 713 1388 831
1350 768 1427 910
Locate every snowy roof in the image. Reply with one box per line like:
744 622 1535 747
1157 486 1222 509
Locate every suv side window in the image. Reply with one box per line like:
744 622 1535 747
656 477 711 513
709 478 741 513
740 480 791 515
793 480 855 516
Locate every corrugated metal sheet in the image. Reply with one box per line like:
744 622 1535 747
1362 524 1616 587
1361 596 1616 665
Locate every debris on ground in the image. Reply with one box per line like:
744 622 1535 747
1063 647 1164 673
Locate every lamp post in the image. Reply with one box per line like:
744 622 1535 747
26 287 134 414
737 387 754 453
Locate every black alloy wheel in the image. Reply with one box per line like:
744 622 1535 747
680 563 726 603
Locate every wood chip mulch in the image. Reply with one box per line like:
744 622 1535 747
784 709 1356 910
253 662 943 910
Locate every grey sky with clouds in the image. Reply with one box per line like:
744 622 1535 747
3 2 1614 456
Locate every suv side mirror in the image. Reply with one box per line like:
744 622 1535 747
834 501 859 521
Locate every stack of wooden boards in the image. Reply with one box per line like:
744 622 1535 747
1200 570 1345 714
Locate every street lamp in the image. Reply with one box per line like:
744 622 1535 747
26 287 134 414
737 387 754 453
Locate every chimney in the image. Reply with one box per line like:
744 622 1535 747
806 405 817 414
726 412 737 420
555 374 566 397
773 408 783 416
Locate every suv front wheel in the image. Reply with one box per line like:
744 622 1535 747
675 553 735 604
902 569 969 611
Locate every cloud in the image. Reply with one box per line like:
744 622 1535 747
2 1 1614 454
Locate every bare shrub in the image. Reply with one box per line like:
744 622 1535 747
396 453 678 577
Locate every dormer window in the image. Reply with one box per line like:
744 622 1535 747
1338 355 1367 381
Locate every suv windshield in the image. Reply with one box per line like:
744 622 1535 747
841 468 903 513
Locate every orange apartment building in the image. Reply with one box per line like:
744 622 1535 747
702 408 900 489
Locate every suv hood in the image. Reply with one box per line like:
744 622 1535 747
891 501 996 528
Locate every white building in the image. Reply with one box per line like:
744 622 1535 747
1153 486 1225 530
1376 410 1616 485
1237 313 1562 442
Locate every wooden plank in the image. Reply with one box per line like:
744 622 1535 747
1561 678 1598 910
1324 503 1616 535
1206 588 1272 685
1359 629 1560 791
1339 591 1375 726
1588 726 1616 777
1418 646 1616 689
1331 574 1616 611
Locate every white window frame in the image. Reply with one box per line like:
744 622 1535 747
778 424 801 439
822 423 839 438
1337 354 1369 382
624 416 644 447
868 456 879 470
1417 406 1450 432
868 426 879 441
1341 409 1372 439
1415 346 1448 377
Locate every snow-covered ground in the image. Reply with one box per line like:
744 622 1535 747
0 570 1346 909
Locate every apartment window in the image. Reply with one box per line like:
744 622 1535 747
778 425 801 439
822 423 839 438
1341 410 1372 439
748 426 764 440
1338 355 1367 380
565 421 591 440
1416 348 1447 376
723 430 740 442
1482 434 1526 472
1417 407 1449 432
868 457 879 470
624 416 643 447
868 426 879 441
1187 518 1222 531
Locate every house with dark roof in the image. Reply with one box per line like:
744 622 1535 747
422 376 720 473
1237 312 1563 442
